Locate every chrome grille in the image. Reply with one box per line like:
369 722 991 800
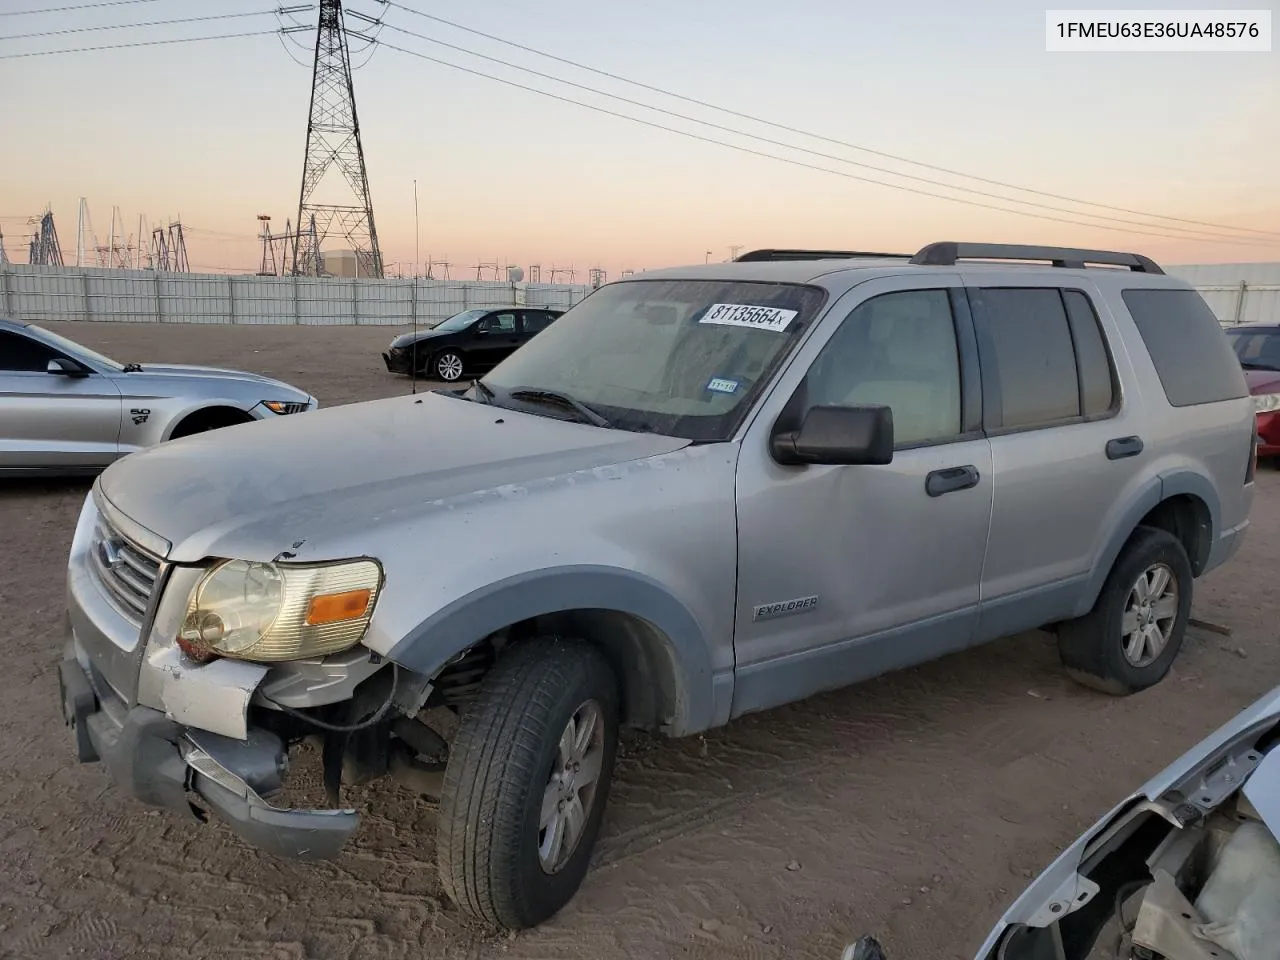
89 515 161 624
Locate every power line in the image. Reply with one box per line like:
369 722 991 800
375 38 1275 248
377 20 1261 246
0 29 277 59
2 9 290 42
0 0 165 16
385 2 1280 242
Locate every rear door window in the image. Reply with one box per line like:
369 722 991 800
1122 288 1248 407
975 288 1081 429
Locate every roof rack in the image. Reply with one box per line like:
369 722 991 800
909 242 1164 274
733 248 912 262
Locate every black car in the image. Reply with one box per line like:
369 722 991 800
382 307 563 381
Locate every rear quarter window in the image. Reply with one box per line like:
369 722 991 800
1122 288 1247 407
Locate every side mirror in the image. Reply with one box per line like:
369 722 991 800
47 358 88 378
770 404 894 466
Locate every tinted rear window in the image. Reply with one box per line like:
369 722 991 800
980 288 1081 428
1122 289 1247 407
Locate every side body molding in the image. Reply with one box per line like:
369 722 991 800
385 565 721 737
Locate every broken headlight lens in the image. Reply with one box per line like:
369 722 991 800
178 558 382 662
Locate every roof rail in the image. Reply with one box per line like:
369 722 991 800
909 242 1164 274
734 248 912 262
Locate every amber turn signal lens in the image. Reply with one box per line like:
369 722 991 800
305 588 372 626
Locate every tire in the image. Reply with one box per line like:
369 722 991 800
1057 526 1193 696
437 638 620 929
434 351 465 382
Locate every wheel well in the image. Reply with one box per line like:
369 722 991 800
433 610 682 734
1138 494 1212 576
169 405 254 439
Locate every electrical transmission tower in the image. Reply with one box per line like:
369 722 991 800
151 221 190 272
294 0 382 278
27 210 63 266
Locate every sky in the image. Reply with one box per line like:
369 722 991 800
1 0 1278 278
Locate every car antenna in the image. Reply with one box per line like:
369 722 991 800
410 286 418 397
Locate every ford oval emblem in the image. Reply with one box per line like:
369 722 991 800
97 537 124 570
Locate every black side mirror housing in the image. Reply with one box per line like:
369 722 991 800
47 358 88 378
770 404 894 466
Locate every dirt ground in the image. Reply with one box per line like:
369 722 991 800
2 320 1278 960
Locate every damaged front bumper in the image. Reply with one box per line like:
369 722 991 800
59 652 359 861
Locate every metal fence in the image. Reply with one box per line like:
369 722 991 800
3 261 1277 328
1166 263 1280 327
0 263 593 326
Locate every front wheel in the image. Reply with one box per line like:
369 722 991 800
1057 526 1193 695
437 638 619 929
434 351 465 382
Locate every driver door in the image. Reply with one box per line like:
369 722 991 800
0 329 123 470
730 276 994 717
472 311 521 368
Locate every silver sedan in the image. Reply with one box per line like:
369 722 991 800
0 318 317 476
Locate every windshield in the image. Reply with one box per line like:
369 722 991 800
480 279 827 441
431 309 489 333
1226 329 1280 371
30 325 124 371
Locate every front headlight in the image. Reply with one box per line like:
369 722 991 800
1255 393 1280 413
178 558 382 662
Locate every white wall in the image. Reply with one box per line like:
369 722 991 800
1167 262 1280 326
0 263 592 326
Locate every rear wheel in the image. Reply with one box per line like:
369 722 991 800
1057 526 1193 695
434 351 465 382
437 638 619 929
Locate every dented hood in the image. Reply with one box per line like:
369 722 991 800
842 684 1280 960
96 390 689 562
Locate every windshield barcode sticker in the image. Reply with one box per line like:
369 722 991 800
700 303 798 332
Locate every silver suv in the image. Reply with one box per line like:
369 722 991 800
57 242 1256 930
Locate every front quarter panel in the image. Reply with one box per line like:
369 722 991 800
371 442 742 736
112 374 310 452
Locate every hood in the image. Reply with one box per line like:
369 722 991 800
390 328 449 347
122 363 297 387
96 391 689 562
1244 368 1280 395
841 684 1280 960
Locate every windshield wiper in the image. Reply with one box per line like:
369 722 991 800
507 387 611 428
1241 361 1280 371
122 362 143 373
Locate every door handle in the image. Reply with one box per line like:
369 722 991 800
1105 436 1144 460
925 465 979 497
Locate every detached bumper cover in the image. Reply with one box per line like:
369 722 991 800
59 657 358 861
383 348 414 374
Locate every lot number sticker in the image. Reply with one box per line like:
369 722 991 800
700 303 798 333
706 377 740 394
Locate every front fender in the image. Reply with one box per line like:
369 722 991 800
384 564 719 736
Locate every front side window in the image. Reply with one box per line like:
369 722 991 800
482 279 827 440
481 312 517 333
804 289 963 446
0 330 60 372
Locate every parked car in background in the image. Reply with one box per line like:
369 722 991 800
844 682 1280 960
1225 324 1280 456
382 307 564 381
0 318 316 476
59 242 1254 932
